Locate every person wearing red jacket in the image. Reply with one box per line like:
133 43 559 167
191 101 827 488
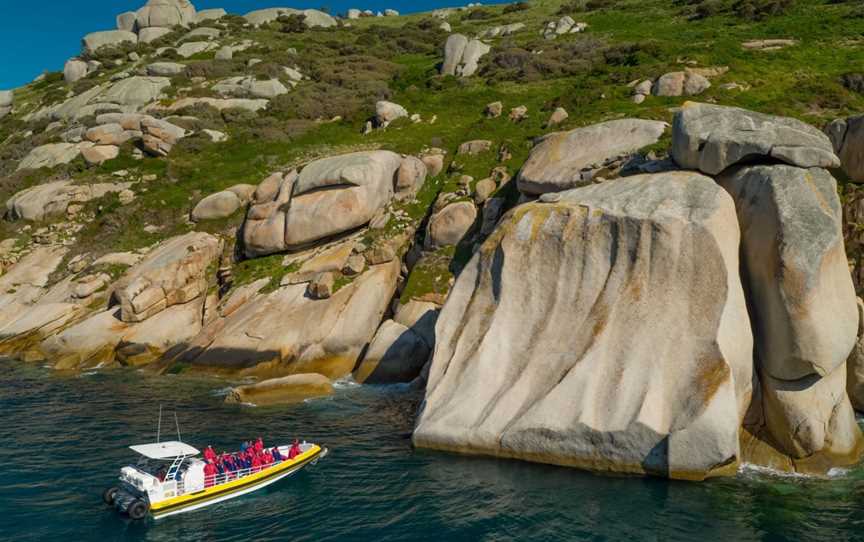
254 437 264 453
203 460 217 488
204 445 216 463
251 454 262 473
288 440 301 460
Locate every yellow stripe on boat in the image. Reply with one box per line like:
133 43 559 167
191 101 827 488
150 445 322 515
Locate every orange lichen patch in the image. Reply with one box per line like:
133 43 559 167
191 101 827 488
695 358 731 406
52 344 119 371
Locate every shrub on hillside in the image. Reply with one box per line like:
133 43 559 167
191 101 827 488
481 36 608 82
269 81 390 121
731 0 794 19
72 78 99 95
185 59 245 79
504 2 530 13
354 23 445 57
557 0 612 13
278 14 308 33
232 117 314 142
841 73 864 93
465 8 495 20
681 0 794 19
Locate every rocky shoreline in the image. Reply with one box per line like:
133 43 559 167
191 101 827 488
1 0 863 480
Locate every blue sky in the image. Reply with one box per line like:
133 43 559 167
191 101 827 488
0 0 483 90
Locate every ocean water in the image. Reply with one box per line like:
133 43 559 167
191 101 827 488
1 360 863 542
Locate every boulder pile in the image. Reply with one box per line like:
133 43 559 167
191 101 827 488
413 102 863 478
441 34 491 78
243 151 410 257
85 0 204 54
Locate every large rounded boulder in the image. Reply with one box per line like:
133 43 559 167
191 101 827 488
136 0 197 29
414 172 754 480
517 119 668 195
242 151 402 256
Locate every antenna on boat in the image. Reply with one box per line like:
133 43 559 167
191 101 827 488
174 411 182 443
157 404 163 443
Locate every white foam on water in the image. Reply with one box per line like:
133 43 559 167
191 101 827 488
80 371 98 377
333 375 360 389
826 467 850 478
210 386 234 397
738 462 817 480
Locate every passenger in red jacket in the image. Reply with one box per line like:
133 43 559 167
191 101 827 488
255 437 264 453
288 440 301 459
251 454 262 473
203 461 217 487
204 445 217 463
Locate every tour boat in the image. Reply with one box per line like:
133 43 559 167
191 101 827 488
103 440 327 520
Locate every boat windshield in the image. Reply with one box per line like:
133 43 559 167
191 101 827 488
134 457 176 480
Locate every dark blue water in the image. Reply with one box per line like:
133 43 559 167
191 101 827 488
2 360 864 542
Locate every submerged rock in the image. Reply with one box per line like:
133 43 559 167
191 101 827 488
414 171 754 480
225 373 334 405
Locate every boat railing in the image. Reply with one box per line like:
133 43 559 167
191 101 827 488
167 458 288 497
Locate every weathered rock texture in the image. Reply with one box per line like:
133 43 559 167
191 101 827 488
441 34 490 77
414 172 754 480
719 164 862 468
225 373 334 405
847 298 864 411
242 151 403 257
517 119 668 195
168 260 400 379
112 232 222 323
672 102 840 175
825 114 864 183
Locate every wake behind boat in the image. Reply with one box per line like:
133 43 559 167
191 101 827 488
104 438 327 520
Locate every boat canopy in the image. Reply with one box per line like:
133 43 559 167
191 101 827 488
130 441 200 459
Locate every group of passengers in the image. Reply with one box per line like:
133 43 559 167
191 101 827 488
201 438 303 487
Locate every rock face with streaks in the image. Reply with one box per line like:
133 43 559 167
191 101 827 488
414 172 754 480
